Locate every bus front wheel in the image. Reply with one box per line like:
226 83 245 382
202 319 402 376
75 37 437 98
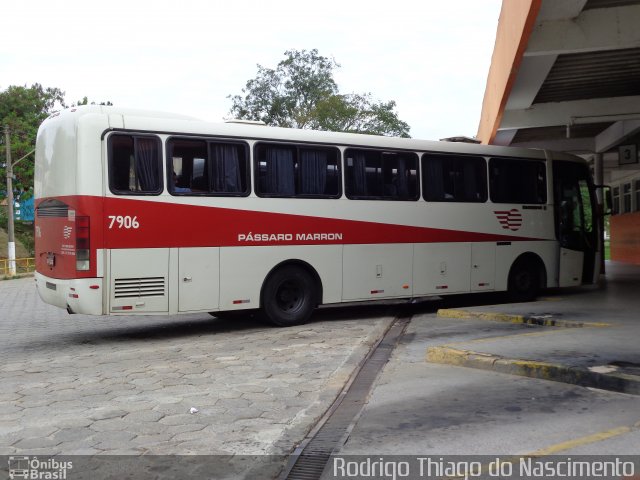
261 265 317 327
507 258 540 302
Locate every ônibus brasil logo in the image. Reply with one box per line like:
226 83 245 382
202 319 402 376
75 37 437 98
8 456 73 479
494 209 522 231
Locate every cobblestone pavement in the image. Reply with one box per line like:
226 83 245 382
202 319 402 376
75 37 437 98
0 277 392 464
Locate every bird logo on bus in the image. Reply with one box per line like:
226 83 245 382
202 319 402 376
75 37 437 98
494 209 522 231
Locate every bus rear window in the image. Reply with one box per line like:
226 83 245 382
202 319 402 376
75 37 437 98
108 134 162 195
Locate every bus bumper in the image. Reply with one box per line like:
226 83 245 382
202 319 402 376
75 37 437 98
35 272 104 315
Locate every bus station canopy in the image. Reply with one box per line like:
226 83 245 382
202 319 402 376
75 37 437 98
477 0 640 179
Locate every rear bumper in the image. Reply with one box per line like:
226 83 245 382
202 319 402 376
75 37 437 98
35 272 104 315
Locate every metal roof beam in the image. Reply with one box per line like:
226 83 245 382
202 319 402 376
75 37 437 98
595 119 640 152
537 0 588 21
505 55 558 109
526 4 640 56
509 137 595 152
501 96 640 129
492 129 519 146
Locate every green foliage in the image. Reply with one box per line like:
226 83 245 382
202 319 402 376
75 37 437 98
16 221 35 256
0 84 66 193
74 96 113 107
0 208 33 257
229 49 410 138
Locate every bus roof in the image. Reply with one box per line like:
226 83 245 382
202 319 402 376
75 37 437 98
44 105 585 163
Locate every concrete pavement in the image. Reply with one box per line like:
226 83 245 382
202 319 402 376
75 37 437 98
2 262 640 478
332 261 640 460
0 276 393 477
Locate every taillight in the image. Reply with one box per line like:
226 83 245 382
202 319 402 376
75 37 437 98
76 216 90 271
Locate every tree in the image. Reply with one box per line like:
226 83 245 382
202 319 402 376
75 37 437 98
74 96 113 107
229 49 411 138
0 84 66 195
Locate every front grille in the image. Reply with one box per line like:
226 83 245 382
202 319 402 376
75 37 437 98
114 277 165 298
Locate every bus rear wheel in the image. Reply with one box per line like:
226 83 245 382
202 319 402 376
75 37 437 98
262 265 317 327
508 258 540 302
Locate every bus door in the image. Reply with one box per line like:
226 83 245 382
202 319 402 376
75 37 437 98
553 161 599 286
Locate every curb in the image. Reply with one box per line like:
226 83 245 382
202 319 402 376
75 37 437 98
436 308 611 328
427 345 640 395
1 272 35 281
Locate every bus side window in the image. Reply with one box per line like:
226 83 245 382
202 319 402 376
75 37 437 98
254 143 340 198
166 138 249 196
344 148 418 200
208 143 249 194
108 134 162 195
299 147 340 196
422 153 487 202
489 157 546 204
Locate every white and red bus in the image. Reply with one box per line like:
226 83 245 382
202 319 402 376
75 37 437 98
34 106 601 326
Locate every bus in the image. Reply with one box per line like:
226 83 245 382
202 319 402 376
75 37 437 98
34 106 601 326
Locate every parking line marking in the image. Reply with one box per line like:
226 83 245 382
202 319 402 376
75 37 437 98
527 425 635 455
441 424 638 479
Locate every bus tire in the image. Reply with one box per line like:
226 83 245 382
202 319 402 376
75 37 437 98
261 265 317 327
507 257 540 302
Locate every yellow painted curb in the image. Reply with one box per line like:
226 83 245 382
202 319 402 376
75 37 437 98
427 345 640 395
436 308 610 328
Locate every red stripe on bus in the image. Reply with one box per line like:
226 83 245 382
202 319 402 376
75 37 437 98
103 196 538 247
36 195 544 279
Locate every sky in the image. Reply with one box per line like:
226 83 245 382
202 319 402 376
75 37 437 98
2 0 502 141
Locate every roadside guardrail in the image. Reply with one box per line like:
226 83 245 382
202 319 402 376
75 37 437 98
0 257 35 277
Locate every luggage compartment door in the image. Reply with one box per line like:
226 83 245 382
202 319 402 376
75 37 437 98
178 247 220 312
110 248 169 313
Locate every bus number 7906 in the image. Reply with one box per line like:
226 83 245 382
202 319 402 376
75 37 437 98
108 215 140 229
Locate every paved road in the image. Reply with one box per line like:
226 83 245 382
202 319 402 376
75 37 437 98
5 265 640 479
336 315 640 456
0 276 392 471
331 263 640 464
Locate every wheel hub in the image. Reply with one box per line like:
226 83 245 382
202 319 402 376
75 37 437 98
277 280 303 312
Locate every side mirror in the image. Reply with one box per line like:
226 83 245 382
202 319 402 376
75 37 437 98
594 184 612 215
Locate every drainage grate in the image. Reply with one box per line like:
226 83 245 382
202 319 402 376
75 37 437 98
280 312 411 480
